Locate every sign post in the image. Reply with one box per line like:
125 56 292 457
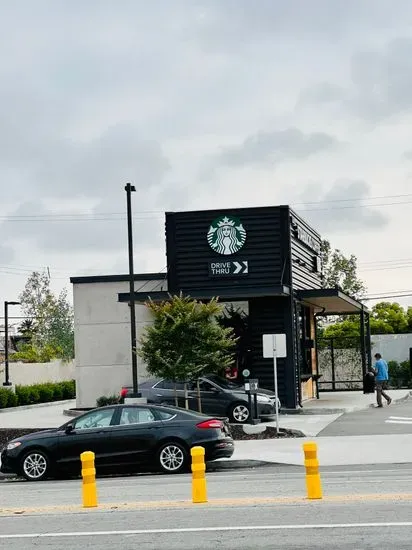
263 334 287 434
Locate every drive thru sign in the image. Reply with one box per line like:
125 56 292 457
262 334 286 434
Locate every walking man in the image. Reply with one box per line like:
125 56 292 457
374 353 392 408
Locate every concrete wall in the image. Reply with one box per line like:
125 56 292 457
0 360 75 386
73 279 164 408
372 334 412 363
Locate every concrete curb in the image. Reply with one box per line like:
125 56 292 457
0 400 75 414
206 459 278 471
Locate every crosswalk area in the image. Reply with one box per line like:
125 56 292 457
385 416 412 425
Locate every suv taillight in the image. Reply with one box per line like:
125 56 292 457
196 419 224 429
120 388 128 398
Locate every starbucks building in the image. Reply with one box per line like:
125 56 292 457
71 205 371 409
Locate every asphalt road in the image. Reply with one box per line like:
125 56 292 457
319 396 412 436
2 466 412 548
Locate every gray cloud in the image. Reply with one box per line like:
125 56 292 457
299 37 412 123
296 179 388 233
296 83 348 109
0 245 15 265
212 128 340 169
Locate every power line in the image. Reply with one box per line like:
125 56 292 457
1 191 412 222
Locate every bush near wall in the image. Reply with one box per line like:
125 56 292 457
388 361 411 389
0 380 75 409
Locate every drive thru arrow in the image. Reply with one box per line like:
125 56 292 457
243 261 248 274
233 261 242 274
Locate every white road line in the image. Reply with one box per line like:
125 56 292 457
385 420 412 425
2 523 412 539
388 417 412 421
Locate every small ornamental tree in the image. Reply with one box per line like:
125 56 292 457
138 294 236 411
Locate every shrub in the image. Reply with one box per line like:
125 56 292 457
6 391 18 407
1 380 76 409
0 388 9 408
15 385 40 405
96 395 120 407
60 380 76 399
37 383 55 403
52 384 64 401
388 360 411 388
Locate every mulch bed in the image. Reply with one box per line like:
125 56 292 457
1 425 303 449
228 425 304 440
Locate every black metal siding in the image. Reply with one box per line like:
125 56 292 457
248 297 296 408
289 211 322 291
166 206 289 297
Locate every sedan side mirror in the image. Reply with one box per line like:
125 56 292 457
65 423 74 434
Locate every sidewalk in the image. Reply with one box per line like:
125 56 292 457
228 433 412 466
299 389 412 415
0 400 75 429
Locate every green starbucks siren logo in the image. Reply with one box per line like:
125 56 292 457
207 215 247 255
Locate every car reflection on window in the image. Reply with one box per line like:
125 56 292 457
74 409 115 430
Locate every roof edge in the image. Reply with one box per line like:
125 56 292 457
70 273 164 285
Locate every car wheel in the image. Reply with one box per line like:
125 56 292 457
157 442 188 474
230 403 250 423
20 450 50 481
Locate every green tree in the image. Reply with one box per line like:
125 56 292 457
320 301 411 348
18 271 74 362
372 302 409 334
321 240 366 299
138 294 236 411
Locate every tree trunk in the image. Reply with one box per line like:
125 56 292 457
197 378 202 413
184 382 189 410
173 382 178 407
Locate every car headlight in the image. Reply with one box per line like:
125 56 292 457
6 442 22 451
256 395 271 403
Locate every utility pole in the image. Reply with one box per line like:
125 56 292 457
125 183 140 398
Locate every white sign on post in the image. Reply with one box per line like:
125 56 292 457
262 334 287 434
262 334 287 359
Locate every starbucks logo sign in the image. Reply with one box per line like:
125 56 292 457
207 215 247 255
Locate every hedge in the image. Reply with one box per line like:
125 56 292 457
0 380 76 410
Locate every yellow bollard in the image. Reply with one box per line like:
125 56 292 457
80 451 98 508
191 446 207 503
303 442 322 500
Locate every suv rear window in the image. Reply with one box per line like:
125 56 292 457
157 380 185 390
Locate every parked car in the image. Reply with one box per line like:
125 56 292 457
121 374 281 423
0 404 234 482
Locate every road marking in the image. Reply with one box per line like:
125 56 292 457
385 420 412 425
2 493 412 516
3 522 412 539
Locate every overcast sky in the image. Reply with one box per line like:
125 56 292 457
1 0 412 324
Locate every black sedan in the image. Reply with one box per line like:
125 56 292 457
122 374 281 423
0 404 234 482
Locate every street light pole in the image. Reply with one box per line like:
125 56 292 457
3 301 20 387
125 183 140 398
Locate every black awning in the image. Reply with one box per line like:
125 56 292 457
298 288 368 315
118 285 291 304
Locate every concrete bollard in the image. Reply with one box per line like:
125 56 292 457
80 451 98 508
191 446 207 503
303 442 322 500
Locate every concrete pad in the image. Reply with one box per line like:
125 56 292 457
0 400 75 429
228 433 412 466
266 414 342 436
301 389 412 414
